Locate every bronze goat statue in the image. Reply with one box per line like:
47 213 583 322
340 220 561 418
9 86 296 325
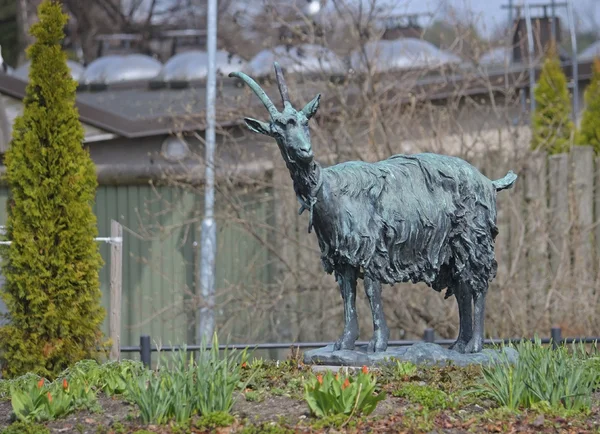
230 63 517 353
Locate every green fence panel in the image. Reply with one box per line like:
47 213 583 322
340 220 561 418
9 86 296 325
0 184 274 349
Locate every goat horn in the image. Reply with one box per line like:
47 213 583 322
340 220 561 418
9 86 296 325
229 71 279 118
273 62 290 106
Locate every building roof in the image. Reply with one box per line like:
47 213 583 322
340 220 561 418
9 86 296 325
0 59 595 140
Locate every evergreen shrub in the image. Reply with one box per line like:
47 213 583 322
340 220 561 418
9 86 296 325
0 0 106 379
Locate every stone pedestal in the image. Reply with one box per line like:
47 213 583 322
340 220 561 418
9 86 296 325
303 342 519 367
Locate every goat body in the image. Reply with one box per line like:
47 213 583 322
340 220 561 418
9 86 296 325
312 153 499 294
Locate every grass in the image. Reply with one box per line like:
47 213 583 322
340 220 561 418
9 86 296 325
0 339 599 433
469 338 599 413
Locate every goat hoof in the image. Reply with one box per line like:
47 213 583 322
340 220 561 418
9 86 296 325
367 331 389 353
334 338 355 351
464 337 483 353
367 339 387 353
449 339 468 354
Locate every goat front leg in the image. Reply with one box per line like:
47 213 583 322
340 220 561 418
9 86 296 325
333 266 359 351
448 283 473 354
465 284 488 353
364 276 389 352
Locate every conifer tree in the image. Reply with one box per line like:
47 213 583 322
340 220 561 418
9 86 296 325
576 58 600 153
0 0 106 379
530 45 574 154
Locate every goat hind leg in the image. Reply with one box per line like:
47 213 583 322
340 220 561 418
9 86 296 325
465 285 487 353
448 285 473 354
333 266 359 351
364 276 389 353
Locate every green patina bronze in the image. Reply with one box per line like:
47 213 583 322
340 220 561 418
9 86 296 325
230 63 517 354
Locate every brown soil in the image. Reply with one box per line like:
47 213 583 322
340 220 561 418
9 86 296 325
0 389 598 433
0 395 136 433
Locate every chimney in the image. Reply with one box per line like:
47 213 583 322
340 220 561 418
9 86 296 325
381 14 425 41
512 15 561 63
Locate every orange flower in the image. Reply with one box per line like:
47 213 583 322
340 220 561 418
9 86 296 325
317 375 323 385
361 366 369 374
37 379 44 389
47 392 52 403
241 362 247 368
63 379 68 390
342 378 350 390
335 373 339 381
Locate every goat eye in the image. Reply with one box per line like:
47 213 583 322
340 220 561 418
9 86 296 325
287 118 296 126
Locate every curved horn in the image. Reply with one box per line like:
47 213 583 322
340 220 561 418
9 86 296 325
229 71 279 118
273 62 290 106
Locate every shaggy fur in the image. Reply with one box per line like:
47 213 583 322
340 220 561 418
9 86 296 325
313 153 499 296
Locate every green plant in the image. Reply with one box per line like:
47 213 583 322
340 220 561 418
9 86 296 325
62 358 145 397
239 423 295 434
10 379 49 422
392 382 455 410
127 333 251 425
110 421 126 434
193 334 249 414
401 407 438 432
530 44 574 155
469 338 597 412
241 360 304 400
576 58 600 153
0 421 50 434
10 374 98 422
0 373 43 400
243 389 263 402
310 413 359 430
126 370 174 425
0 0 107 380
195 411 234 430
100 360 145 396
395 361 417 378
303 366 386 418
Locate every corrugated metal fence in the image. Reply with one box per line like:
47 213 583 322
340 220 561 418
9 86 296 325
0 184 273 350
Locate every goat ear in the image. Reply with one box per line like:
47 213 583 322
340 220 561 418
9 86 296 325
244 117 271 136
301 94 321 120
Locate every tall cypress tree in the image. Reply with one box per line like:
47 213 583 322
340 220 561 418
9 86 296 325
0 0 106 379
530 45 574 155
576 58 600 153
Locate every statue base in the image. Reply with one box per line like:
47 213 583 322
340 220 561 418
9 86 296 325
303 342 518 367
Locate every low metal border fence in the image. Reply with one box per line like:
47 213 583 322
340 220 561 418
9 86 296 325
121 327 600 368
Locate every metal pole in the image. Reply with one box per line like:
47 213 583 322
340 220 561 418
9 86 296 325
524 0 536 114
551 327 562 349
508 0 513 40
423 328 435 343
197 0 218 345
550 0 556 42
140 335 151 368
567 0 579 122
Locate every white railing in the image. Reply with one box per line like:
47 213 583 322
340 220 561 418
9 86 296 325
0 220 123 361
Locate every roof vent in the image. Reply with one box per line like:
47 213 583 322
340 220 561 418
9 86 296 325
381 13 431 40
580 41 600 61
155 49 247 84
82 54 163 85
248 44 345 77
12 60 84 82
350 38 461 73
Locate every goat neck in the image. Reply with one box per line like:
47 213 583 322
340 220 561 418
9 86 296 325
286 156 323 234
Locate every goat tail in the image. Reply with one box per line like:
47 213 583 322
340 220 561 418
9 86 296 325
492 170 518 192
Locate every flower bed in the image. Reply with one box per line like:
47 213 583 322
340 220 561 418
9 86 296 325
1 339 599 433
